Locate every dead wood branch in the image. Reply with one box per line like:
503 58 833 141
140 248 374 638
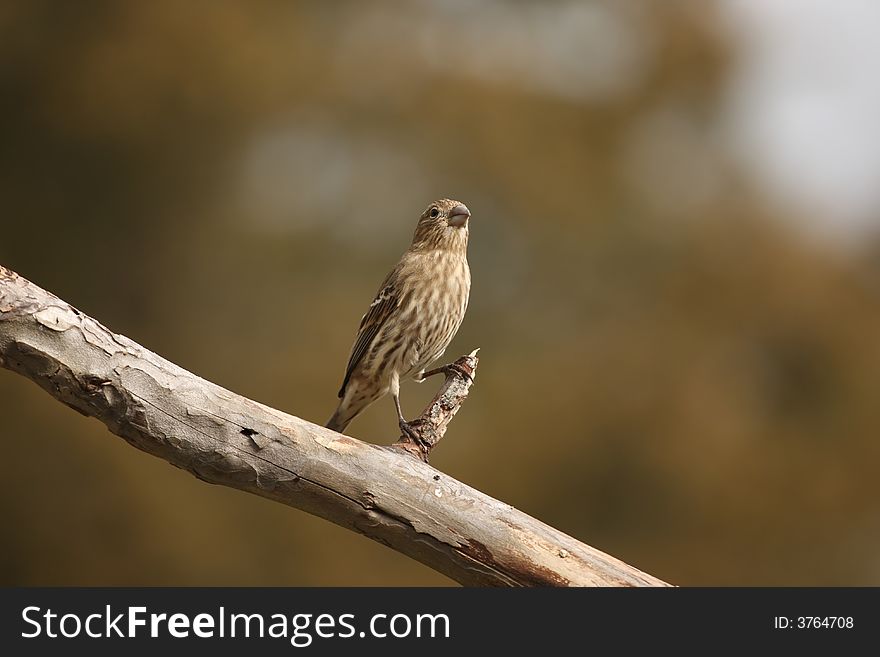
392 349 479 462
0 264 670 587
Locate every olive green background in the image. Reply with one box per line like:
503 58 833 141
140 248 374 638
3 1 879 586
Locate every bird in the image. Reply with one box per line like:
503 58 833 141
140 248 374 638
326 198 471 442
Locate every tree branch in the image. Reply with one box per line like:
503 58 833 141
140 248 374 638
392 349 480 462
0 264 670 587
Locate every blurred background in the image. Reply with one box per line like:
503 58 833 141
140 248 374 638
3 0 880 586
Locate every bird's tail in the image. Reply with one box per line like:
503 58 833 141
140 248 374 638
326 406 353 433
327 386 382 433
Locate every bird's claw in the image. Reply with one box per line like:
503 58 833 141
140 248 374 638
421 362 473 384
445 362 474 383
399 419 430 451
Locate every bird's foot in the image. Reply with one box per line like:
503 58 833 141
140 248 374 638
421 362 473 383
399 418 430 451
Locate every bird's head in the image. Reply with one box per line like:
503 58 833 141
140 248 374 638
411 198 470 253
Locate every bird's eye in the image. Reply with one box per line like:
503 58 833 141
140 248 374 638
429 207 440 218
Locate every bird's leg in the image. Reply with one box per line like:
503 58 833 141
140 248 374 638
420 362 473 383
394 393 428 450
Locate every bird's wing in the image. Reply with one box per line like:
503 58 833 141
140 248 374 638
338 271 400 398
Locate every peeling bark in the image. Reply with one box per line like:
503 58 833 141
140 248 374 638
392 350 480 462
0 264 670 587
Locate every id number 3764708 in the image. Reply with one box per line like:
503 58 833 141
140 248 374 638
773 617 854 629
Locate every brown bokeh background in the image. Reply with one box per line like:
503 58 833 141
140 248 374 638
3 1 880 586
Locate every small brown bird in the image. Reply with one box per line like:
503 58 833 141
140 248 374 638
327 198 471 440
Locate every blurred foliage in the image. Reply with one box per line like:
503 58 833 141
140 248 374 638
2 0 880 585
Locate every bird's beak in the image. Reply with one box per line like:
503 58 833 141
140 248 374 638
448 204 470 228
